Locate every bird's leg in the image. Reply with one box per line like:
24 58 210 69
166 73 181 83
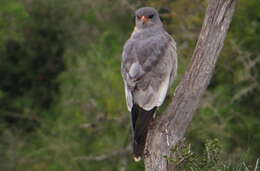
149 109 158 129
152 108 158 119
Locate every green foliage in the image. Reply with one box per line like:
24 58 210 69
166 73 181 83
167 139 222 170
0 0 75 133
231 0 260 54
167 139 259 171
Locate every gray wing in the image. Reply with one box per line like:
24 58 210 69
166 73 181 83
121 33 177 111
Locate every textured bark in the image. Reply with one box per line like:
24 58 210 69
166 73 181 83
144 0 237 170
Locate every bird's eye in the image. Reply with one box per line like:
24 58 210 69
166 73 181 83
148 14 154 19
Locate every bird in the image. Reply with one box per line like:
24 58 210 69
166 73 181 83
121 7 177 161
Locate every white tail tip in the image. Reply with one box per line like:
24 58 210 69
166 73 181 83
134 156 141 162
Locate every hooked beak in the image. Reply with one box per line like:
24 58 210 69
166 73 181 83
140 16 149 23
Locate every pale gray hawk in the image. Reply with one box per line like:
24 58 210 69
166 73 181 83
121 7 177 161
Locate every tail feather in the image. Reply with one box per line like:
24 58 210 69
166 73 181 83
131 104 156 160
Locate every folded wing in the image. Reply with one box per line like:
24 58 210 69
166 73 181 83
121 33 177 111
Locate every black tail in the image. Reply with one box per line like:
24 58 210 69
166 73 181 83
131 104 157 160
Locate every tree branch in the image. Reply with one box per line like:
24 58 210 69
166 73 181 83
144 0 237 170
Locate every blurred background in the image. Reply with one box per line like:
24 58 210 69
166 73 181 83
0 0 259 170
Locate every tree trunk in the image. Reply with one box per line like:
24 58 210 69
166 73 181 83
144 0 237 170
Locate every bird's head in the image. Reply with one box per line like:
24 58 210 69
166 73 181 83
135 7 162 30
